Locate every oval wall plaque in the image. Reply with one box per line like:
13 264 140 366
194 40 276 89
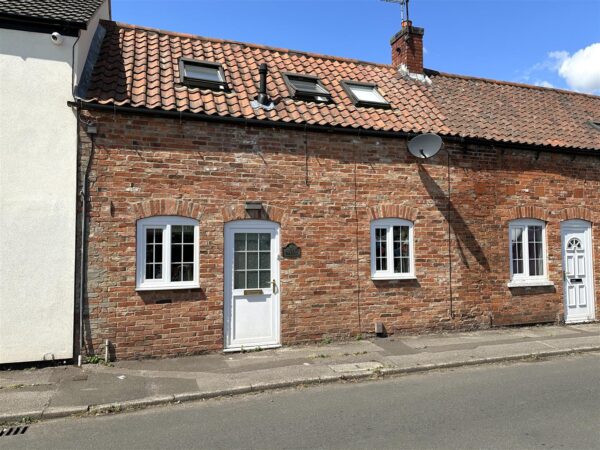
282 243 301 259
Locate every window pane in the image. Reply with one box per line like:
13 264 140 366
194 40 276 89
511 227 524 275
171 226 182 243
172 244 182 263
146 264 153 278
154 264 162 279
171 264 182 282
247 271 258 289
185 64 223 82
392 226 410 274
181 263 193 282
146 244 154 262
183 244 194 262
234 271 245 289
289 78 328 94
349 84 387 104
183 226 194 243
527 226 544 276
375 227 387 271
259 271 270 289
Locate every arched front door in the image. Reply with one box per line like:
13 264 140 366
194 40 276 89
561 220 595 323
224 220 281 350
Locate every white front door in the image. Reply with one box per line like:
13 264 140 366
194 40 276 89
561 220 595 323
224 220 280 350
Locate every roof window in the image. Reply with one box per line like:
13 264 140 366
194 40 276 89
342 81 389 108
179 58 228 91
283 73 331 103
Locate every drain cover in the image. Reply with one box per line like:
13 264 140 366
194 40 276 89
0 426 28 437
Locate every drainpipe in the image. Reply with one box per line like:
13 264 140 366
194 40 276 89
77 117 97 366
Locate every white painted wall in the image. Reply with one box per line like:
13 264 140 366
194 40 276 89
0 1 109 364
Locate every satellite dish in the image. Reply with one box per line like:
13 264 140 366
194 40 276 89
407 133 443 159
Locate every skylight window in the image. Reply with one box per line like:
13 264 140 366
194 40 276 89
342 81 389 108
179 58 228 91
283 73 331 103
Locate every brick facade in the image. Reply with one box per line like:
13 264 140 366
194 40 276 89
78 110 600 359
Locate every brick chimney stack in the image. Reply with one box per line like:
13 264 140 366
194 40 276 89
391 20 424 74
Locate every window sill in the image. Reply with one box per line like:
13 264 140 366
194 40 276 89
136 283 200 292
372 275 417 281
507 280 554 288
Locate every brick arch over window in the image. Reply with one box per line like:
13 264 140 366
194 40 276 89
507 206 550 222
559 207 597 223
368 204 419 222
221 204 286 224
130 199 204 221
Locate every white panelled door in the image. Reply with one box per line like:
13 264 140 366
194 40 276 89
561 220 595 323
224 221 280 351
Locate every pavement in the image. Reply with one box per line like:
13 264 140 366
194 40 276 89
1 323 598 424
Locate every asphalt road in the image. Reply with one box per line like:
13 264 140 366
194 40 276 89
3 353 599 450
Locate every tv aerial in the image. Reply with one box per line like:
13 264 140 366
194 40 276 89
407 133 443 159
381 0 410 22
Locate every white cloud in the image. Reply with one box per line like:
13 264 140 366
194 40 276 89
534 80 554 88
556 43 600 94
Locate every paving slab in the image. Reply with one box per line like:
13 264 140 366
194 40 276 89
0 385 53 418
48 372 197 407
1 323 598 424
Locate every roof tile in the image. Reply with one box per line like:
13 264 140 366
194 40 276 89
83 21 600 151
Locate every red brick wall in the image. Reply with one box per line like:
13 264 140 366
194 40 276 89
78 111 600 359
391 24 424 73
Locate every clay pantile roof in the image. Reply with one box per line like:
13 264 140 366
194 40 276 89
0 0 104 26
83 21 600 151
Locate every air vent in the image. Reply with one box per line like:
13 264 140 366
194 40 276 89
589 120 600 131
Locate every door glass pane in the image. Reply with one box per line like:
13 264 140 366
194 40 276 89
234 271 245 290
247 234 258 250
235 233 246 251
259 252 270 269
234 251 245 270
246 270 259 289
233 232 271 290
259 270 270 288
247 253 258 270
259 233 271 251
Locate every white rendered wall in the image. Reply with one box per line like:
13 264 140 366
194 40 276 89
0 1 108 363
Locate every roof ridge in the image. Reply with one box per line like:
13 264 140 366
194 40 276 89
102 20 394 69
429 70 600 100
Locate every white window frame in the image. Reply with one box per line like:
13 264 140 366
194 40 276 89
136 216 200 291
370 218 415 280
508 219 551 287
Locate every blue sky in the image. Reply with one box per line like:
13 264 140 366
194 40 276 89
111 0 600 94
